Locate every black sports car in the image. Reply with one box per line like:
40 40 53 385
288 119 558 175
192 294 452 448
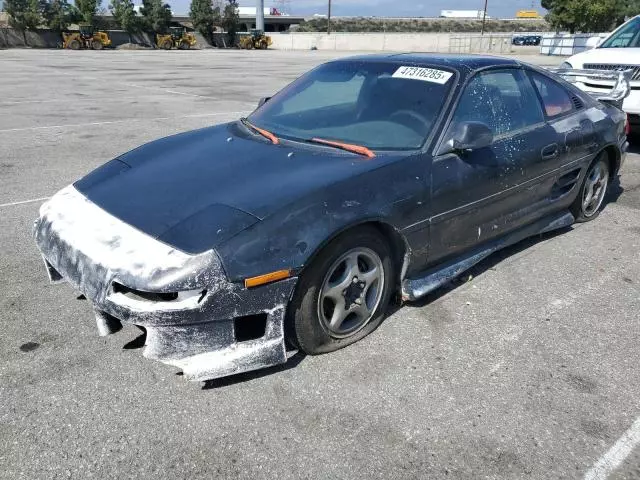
34 54 628 382
512 35 542 46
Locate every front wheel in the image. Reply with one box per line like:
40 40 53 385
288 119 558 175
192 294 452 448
287 227 395 355
571 153 610 222
91 40 103 50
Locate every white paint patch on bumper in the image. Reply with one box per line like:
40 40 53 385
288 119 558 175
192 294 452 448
33 185 296 382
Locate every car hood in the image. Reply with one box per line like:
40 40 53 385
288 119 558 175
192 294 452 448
569 47 640 68
74 122 399 253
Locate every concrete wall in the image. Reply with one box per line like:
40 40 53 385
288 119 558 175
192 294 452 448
0 28 192 49
0 29 65 48
270 33 451 52
269 31 604 56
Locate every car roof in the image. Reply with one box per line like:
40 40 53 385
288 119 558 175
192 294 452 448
332 53 520 72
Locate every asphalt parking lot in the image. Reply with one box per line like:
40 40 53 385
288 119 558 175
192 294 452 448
1 49 639 479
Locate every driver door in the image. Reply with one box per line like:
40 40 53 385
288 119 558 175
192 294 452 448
428 68 558 264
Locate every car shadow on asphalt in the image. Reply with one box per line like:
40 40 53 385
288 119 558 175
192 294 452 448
120 327 308 390
201 352 307 390
403 226 573 310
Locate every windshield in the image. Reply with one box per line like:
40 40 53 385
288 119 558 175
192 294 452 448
600 16 640 48
247 61 455 150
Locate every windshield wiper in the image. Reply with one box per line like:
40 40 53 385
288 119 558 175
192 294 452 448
306 137 376 158
240 118 279 145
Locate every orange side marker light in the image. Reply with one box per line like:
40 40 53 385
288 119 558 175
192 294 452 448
244 269 291 288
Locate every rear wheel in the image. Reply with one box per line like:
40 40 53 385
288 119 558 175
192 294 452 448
161 40 172 50
69 39 81 50
287 227 395 355
571 152 610 222
91 39 103 50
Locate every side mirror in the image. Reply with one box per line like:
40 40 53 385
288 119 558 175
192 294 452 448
438 121 493 156
257 96 271 108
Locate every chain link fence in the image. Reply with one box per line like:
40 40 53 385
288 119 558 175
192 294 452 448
449 34 520 54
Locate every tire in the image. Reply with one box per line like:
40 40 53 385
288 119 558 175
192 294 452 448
69 39 81 50
287 226 395 355
161 40 172 50
91 40 103 50
179 41 190 50
570 152 610 222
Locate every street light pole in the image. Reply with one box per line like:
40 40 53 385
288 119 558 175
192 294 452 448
256 0 265 32
480 0 488 35
328 0 332 35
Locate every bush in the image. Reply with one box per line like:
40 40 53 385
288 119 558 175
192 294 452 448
296 17 550 33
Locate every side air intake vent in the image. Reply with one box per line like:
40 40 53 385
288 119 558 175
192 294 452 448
571 95 584 110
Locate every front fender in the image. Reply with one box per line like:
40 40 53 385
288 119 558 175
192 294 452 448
215 154 428 282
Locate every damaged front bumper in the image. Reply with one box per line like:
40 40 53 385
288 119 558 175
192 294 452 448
33 185 297 381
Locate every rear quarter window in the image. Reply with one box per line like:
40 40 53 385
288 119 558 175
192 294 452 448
529 72 574 118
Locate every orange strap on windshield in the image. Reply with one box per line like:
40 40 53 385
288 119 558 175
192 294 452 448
310 138 375 158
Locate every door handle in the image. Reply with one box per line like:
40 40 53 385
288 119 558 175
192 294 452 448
541 143 559 160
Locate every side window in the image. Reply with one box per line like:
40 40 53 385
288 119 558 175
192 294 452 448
451 69 544 136
529 72 574 118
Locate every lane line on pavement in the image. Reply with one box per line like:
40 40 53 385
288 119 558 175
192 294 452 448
0 111 248 133
0 197 50 208
0 95 164 105
584 416 640 480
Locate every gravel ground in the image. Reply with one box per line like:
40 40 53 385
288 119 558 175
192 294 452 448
0 49 639 480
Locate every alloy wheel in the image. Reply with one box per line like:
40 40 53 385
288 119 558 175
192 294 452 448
317 247 385 338
582 160 609 218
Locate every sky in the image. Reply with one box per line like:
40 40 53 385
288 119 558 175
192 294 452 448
168 0 547 18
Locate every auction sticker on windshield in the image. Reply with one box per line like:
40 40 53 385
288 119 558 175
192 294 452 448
392 66 453 84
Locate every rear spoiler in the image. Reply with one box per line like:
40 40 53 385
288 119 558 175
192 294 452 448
550 68 632 108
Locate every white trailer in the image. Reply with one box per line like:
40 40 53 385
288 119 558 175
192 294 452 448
440 10 490 19
238 7 271 16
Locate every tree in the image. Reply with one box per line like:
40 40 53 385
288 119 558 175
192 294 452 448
42 0 80 31
110 0 138 33
542 0 624 33
622 0 640 18
5 0 42 32
189 0 214 40
222 0 239 42
75 0 100 24
140 0 172 32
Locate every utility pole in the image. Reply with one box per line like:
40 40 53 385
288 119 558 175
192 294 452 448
327 0 332 35
256 0 265 32
480 0 488 35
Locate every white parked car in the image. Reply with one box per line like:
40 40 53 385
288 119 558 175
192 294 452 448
562 15 640 130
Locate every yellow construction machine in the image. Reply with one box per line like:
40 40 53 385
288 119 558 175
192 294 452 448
239 29 272 50
62 25 111 50
156 27 197 50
